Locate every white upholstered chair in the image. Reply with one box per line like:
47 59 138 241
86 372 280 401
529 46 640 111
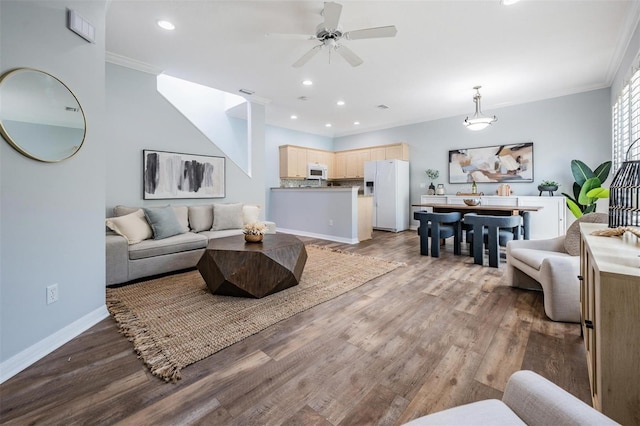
505 213 608 323
403 370 618 425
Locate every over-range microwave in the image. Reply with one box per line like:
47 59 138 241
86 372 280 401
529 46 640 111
307 163 328 180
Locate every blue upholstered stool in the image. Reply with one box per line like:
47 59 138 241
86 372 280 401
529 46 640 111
464 213 522 267
413 211 462 257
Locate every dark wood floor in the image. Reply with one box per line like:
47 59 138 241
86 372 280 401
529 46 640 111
0 230 590 425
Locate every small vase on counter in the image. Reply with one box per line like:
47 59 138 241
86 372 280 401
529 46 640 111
435 184 446 195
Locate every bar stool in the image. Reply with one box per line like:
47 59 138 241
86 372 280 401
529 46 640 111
413 211 462 257
464 213 522 267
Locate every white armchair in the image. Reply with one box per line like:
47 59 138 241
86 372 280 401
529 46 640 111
506 213 608 323
403 370 618 425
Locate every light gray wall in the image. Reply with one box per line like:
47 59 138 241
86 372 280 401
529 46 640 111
105 63 266 216
334 89 612 210
1 1 107 361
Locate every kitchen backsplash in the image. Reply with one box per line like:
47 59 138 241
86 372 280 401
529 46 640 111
280 178 364 189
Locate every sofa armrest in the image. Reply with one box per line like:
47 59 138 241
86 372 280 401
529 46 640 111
106 232 129 286
503 370 619 425
507 236 566 253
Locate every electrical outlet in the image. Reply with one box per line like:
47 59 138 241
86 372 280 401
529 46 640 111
420 183 426 188
46 284 59 304
329 219 334 226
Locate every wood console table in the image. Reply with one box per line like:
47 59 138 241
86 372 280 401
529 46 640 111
579 223 640 424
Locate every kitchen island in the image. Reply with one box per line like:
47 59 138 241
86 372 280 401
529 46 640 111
269 187 373 244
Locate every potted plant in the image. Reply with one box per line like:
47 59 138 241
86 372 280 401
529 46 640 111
538 180 559 195
243 222 267 243
425 169 439 195
561 160 611 218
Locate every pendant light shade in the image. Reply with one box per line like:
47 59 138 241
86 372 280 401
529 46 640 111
463 86 497 131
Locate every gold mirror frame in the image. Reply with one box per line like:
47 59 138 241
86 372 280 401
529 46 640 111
0 68 86 162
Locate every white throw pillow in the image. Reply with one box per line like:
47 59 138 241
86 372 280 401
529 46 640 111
172 205 190 233
243 204 261 224
211 203 244 231
106 209 153 244
189 205 214 232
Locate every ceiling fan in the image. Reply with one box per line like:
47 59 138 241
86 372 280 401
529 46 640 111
270 2 397 68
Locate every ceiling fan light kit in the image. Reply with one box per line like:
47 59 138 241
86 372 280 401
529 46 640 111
463 86 498 131
282 1 397 68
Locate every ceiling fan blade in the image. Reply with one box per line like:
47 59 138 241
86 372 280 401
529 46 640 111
266 33 317 41
335 44 363 67
293 44 323 68
322 2 342 30
344 25 398 40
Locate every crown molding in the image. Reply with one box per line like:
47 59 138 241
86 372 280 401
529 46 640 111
105 51 163 75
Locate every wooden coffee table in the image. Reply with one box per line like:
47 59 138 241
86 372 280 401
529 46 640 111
197 234 307 298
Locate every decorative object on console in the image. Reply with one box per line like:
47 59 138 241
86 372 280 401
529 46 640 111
463 198 481 206
425 169 439 195
608 138 640 227
435 183 446 195
143 150 225 199
561 159 611 218
462 86 497 131
449 142 533 183
537 180 559 196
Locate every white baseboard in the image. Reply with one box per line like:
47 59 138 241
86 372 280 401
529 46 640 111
276 228 359 245
0 305 109 384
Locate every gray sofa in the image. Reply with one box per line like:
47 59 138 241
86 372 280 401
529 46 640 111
105 203 275 286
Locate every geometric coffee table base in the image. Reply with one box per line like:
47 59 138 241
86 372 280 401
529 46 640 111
197 234 307 298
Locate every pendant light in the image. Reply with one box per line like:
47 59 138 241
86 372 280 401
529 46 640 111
463 86 497 131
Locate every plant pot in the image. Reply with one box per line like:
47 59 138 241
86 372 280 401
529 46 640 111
244 234 263 243
538 185 558 196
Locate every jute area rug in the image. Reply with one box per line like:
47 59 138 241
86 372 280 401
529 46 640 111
106 245 403 382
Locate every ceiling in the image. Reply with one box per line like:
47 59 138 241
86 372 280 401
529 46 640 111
105 1 639 138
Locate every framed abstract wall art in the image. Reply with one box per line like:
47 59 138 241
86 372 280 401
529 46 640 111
448 142 534 183
143 150 225 199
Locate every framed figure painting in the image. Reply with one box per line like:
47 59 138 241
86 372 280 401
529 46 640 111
449 142 533 183
143 150 225 199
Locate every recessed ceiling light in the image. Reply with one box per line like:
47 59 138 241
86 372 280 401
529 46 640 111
325 123 332 128
157 20 175 30
354 121 360 125
376 104 390 110
302 80 313 86
336 100 345 106
501 0 520 5
290 115 298 120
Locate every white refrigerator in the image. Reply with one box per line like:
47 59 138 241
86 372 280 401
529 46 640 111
363 159 410 232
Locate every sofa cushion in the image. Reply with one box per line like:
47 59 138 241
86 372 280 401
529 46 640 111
199 229 244 239
105 209 153 244
243 204 261 224
143 206 185 240
188 205 214 232
212 203 244 231
128 232 208 260
510 248 573 271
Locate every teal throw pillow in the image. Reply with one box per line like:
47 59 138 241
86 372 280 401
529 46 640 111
143 206 184 240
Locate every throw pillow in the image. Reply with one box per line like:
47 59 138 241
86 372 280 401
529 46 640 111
243 204 261 224
172 205 190 233
564 212 609 255
143 206 184 240
211 203 244 231
113 205 138 217
105 209 153 244
188 205 214 232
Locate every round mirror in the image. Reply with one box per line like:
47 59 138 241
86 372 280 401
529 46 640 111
0 68 86 162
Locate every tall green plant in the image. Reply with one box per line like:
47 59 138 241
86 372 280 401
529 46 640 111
562 160 611 218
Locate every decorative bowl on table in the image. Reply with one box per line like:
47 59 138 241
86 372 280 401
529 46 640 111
463 198 481 206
